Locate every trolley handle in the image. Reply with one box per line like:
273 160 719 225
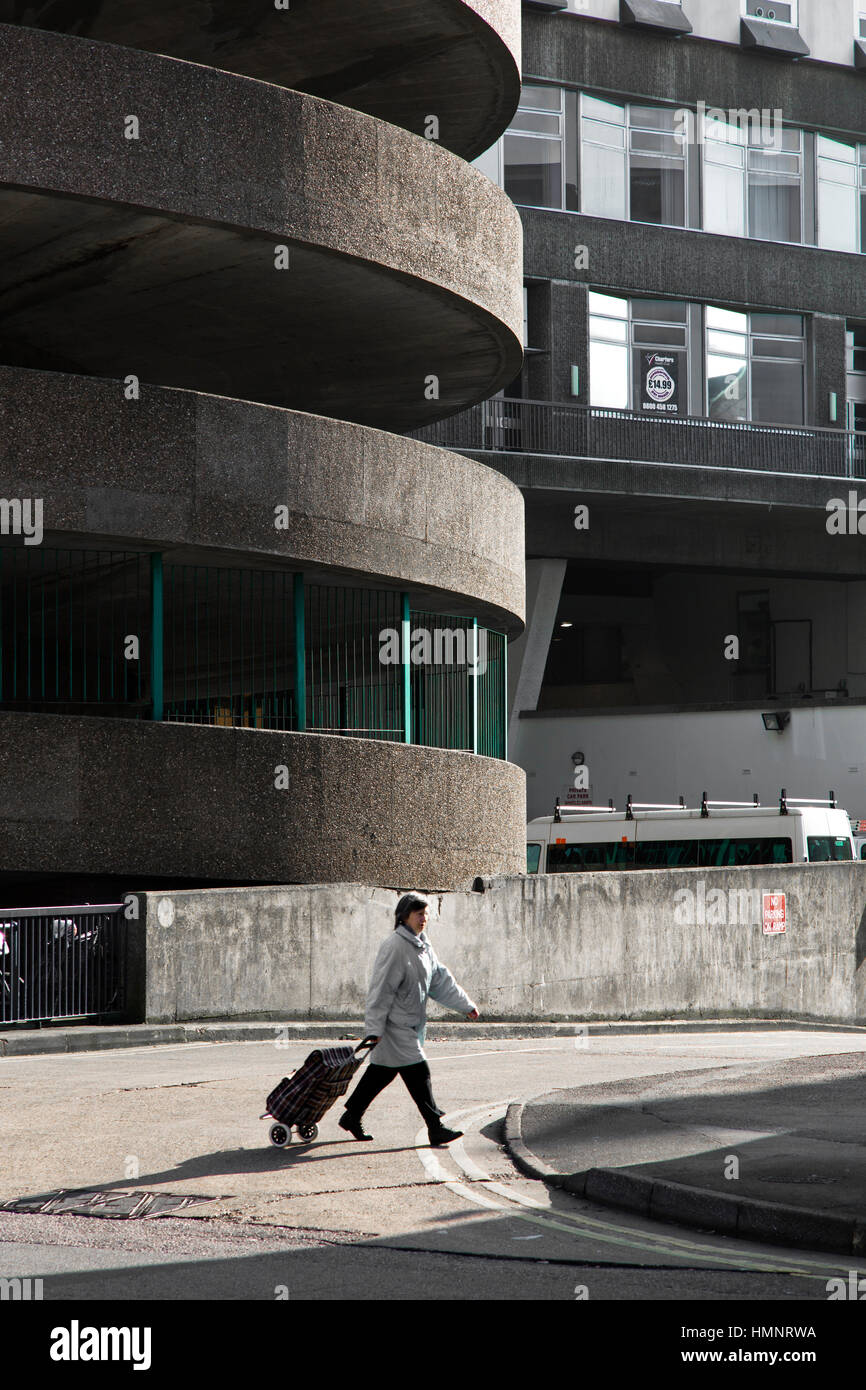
355 1036 378 1052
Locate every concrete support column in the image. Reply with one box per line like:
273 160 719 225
812 314 847 427
507 557 567 754
549 279 587 404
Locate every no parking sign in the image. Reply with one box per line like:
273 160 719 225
762 892 787 935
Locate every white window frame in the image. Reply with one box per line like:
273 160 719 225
816 136 859 254
503 85 566 212
742 0 798 25
704 308 805 424
702 115 803 247
589 293 690 411
580 94 688 230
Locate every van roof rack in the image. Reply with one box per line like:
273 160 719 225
554 797 615 822
550 789 839 821
625 795 685 821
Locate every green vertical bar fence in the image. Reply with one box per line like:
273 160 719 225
150 553 164 721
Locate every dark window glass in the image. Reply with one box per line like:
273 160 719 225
751 337 803 359
633 324 688 346
751 313 803 336
807 836 853 862
504 135 562 209
513 111 561 136
632 300 688 323
521 84 562 112
749 175 801 243
526 843 542 874
751 359 804 424
546 842 632 871
629 156 685 226
630 106 681 132
633 839 699 867
699 837 793 866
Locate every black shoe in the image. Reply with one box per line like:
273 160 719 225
428 1126 463 1146
339 1111 373 1141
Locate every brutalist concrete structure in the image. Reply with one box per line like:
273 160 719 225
0 2 527 899
420 0 866 824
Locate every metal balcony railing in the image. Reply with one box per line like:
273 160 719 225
410 399 866 481
0 906 126 1026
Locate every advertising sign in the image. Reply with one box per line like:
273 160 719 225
640 351 681 415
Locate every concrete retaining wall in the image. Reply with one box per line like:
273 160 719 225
129 862 866 1024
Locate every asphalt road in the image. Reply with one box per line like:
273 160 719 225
2 1028 866 1301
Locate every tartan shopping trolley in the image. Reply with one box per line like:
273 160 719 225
261 1037 377 1146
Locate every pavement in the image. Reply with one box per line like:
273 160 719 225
504 1049 866 1257
2 1015 864 1056
5 1028 866 1296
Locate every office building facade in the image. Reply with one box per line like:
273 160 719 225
419 0 866 825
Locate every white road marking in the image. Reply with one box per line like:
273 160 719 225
414 1102 847 1283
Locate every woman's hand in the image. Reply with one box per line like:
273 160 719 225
466 1008 480 1021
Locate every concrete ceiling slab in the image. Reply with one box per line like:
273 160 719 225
0 0 521 160
0 27 523 430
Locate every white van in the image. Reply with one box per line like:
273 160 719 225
526 792 854 874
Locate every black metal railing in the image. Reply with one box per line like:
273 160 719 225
410 399 866 480
0 905 126 1026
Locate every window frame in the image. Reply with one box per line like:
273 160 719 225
503 84 568 213
742 0 798 26
704 307 806 425
579 93 689 231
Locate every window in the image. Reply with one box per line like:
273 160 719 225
706 307 804 424
744 0 796 22
526 843 542 874
749 129 802 243
847 325 866 373
580 95 627 220
589 292 630 407
629 105 687 227
580 96 687 228
589 293 688 411
544 836 793 872
703 116 802 244
546 842 632 871
817 137 858 253
807 836 853 862
504 85 577 211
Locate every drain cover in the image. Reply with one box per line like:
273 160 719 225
0 1189 217 1218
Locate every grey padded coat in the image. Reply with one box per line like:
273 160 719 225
364 924 476 1067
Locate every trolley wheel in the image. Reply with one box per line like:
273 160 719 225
297 1123 318 1143
269 1122 292 1147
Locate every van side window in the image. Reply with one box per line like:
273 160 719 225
526 844 542 874
807 836 853 862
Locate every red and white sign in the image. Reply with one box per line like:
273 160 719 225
762 892 787 935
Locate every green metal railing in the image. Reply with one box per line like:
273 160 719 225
0 548 150 714
163 565 296 729
0 550 507 757
305 583 404 741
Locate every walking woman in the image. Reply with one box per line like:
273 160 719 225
339 892 479 1146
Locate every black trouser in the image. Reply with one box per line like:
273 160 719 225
344 1060 446 1132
